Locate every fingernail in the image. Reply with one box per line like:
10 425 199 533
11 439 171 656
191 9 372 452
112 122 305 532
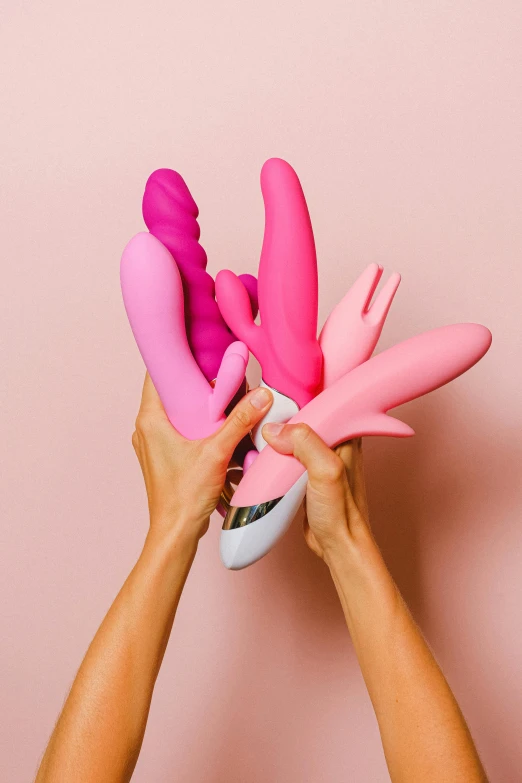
264 422 284 436
251 387 272 409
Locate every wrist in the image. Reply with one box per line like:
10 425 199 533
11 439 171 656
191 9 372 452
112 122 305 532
324 529 400 626
143 518 201 563
321 523 375 571
148 509 209 548
324 526 394 591
129 521 200 617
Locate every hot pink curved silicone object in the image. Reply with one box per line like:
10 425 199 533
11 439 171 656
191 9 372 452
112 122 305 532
216 158 323 407
143 168 258 382
120 232 248 440
231 323 492 506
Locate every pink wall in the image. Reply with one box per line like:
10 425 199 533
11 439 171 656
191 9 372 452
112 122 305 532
1 2 521 781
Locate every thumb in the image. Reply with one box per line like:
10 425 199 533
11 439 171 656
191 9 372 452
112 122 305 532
138 372 168 417
209 386 273 461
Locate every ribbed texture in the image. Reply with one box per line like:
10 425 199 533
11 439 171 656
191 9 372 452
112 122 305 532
143 168 257 381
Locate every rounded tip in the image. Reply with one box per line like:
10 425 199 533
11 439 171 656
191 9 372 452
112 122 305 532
475 324 493 353
459 323 493 354
121 230 163 259
219 527 245 570
243 450 258 473
260 157 299 188
143 168 199 221
225 340 249 363
261 156 289 170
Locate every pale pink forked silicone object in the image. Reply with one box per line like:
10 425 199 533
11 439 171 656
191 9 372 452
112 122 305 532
241 261 400 464
143 168 258 382
215 158 323 408
121 232 248 440
232 323 492 507
319 263 401 387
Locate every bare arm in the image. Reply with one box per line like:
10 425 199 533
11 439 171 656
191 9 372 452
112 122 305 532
35 377 273 783
263 423 487 783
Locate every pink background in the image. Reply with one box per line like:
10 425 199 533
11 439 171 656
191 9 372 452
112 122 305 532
1 2 522 781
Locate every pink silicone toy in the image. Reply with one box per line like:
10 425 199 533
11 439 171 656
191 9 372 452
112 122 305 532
220 323 491 569
143 168 258 382
121 232 248 440
118 161 492 573
319 263 401 387
233 324 491 506
215 158 323 408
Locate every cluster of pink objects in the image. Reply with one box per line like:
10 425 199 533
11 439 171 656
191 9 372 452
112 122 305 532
121 158 492 569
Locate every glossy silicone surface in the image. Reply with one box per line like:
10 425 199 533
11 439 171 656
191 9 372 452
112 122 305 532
121 232 248 439
216 158 323 407
143 168 257 381
231 323 492 506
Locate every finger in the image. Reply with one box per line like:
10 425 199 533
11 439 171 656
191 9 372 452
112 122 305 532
136 374 185 446
138 373 168 416
210 387 273 460
263 422 347 491
336 441 358 488
336 439 369 520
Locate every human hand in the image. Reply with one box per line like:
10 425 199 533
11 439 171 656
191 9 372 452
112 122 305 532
133 374 273 546
262 423 371 562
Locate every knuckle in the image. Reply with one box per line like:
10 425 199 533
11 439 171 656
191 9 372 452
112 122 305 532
134 413 156 437
293 423 312 443
319 455 345 484
202 445 229 477
232 407 252 431
200 441 220 467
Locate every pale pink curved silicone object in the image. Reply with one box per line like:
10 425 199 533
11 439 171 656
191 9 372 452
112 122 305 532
232 323 492 506
216 158 323 407
120 232 248 440
238 263 400 472
142 168 258 382
319 263 401 387
243 450 258 473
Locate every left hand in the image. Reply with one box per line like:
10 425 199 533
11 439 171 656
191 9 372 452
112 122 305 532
133 373 273 546
262 423 371 563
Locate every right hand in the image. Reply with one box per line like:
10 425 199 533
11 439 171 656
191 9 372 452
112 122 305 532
133 374 273 546
262 423 371 562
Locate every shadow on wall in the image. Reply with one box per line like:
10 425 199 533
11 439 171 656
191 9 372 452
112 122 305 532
176 392 522 783
363 396 522 783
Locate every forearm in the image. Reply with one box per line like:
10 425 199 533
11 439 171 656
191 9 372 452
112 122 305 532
36 525 198 783
325 530 487 783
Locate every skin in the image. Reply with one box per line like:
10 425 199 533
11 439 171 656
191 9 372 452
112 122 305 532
35 377 487 783
263 422 488 783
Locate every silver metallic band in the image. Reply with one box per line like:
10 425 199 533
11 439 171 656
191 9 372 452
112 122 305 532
222 497 284 530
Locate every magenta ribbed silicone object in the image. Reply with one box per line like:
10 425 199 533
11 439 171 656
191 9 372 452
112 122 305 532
143 168 257 382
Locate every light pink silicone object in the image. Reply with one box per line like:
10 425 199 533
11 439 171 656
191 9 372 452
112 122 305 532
121 232 248 440
216 158 323 408
232 323 492 506
142 168 258 382
319 263 401 387
239 263 400 470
